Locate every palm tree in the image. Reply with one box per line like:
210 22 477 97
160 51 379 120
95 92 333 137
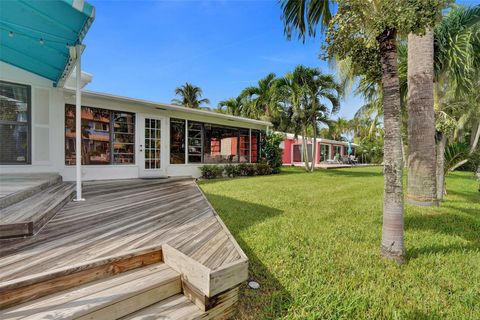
406 29 438 206
277 66 340 171
328 117 349 141
217 96 243 116
433 5 480 199
241 73 281 121
280 0 332 42
171 83 210 109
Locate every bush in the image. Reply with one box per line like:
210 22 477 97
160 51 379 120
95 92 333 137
224 164 240 177
255 162 272 175
238 163 257 176
263 132 283 174
200 165 223 179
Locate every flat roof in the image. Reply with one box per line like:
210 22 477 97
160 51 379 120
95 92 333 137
282 133 359 147
64 89 272 127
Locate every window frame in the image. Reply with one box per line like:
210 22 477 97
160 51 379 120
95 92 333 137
64 104 136 166
0 80 32 165
169 118 263 165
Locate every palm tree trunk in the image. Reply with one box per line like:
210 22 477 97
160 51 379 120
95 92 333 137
378 29 405 264
311 120 317 172
302 129 309 171
406 30 438 206
400 135 407 168
436 131 446 201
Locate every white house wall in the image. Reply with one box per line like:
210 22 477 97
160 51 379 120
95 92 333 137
0 62 268 180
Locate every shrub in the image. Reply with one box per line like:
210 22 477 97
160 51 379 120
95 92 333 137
200 165 223 179
263 132 284 174
238 163 257 176
255 162 272 175
224 164 240 177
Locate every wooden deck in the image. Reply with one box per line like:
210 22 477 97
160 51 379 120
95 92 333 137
0 178 248 319
0 173 61 209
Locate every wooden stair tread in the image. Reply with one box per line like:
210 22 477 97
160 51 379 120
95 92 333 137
0 182 74 224
120 294 203 320
0 263 181 320
0 173 62 210
0 182 75 238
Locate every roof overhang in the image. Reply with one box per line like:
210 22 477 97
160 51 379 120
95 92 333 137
0 0 95 86
63 89 273 127
282 133 359 147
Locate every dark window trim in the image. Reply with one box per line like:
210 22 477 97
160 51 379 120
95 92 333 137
0 80 31 165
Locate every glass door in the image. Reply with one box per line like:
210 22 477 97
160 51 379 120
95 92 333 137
139 115 166 177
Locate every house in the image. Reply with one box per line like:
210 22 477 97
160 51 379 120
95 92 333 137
0 1 259 318
281 133 358 166
0 5 270 185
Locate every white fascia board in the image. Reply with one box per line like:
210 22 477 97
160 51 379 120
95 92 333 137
62 89 272 127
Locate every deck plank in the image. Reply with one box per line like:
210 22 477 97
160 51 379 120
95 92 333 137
0 178 245 284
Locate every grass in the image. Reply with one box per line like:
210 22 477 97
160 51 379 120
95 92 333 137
198 166 480 320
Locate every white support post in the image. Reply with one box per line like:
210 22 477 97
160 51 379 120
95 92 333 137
74 44 85 201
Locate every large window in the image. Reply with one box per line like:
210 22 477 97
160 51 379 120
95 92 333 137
333 145 343 158
169 119 263 164
65 105 135 165
204 124 239 163
170 118 185 164
251 130 261 163
239 129 250 163
0 81 30 164
292 144 313 163
188 121 203 163
320 144 330 162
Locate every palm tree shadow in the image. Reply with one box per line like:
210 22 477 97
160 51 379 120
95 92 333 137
405 208 479 260
204 194 293 319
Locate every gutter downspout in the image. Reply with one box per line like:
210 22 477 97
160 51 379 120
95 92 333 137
74 44 85 201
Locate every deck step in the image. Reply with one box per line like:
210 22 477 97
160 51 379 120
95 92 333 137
0 173 62 209
0 262 181 320
120 294 203 320
0 182 75 238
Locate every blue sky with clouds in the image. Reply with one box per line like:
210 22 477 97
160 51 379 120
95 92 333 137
83 0 478 120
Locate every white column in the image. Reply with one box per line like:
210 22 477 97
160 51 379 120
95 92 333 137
75 45 84 201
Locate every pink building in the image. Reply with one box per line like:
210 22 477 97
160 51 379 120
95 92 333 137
281 133 358 166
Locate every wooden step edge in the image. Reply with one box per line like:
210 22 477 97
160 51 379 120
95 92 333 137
121 286 240 320
0 221 33 239
76 271 182 320
32 183 76 234
119 294 203 320
163 244 248 298
0 174 62 210
0 245 163 309
0 184 75 239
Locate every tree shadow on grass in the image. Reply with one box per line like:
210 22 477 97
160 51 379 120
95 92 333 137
446 189 480 204
203 193 293 319
405 209 480 260
319 167 384 178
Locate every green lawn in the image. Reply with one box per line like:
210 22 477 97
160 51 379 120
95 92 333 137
198 167 480 320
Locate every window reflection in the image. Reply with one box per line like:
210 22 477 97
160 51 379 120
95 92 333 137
0 81 30 164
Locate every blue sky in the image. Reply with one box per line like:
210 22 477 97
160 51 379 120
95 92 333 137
83 0 478 120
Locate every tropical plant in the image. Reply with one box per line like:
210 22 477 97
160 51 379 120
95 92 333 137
433 5 480 199
262 132 284 174
217 96 243 116
171 83 210 109
280 0 332 42
324 0 447 263
277 66 341 171
241 73 281 120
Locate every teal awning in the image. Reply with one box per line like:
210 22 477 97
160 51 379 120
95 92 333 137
0 0 95 86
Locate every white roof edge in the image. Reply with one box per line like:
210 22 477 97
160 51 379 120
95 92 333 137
281 132 359 146
62 89 272 127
